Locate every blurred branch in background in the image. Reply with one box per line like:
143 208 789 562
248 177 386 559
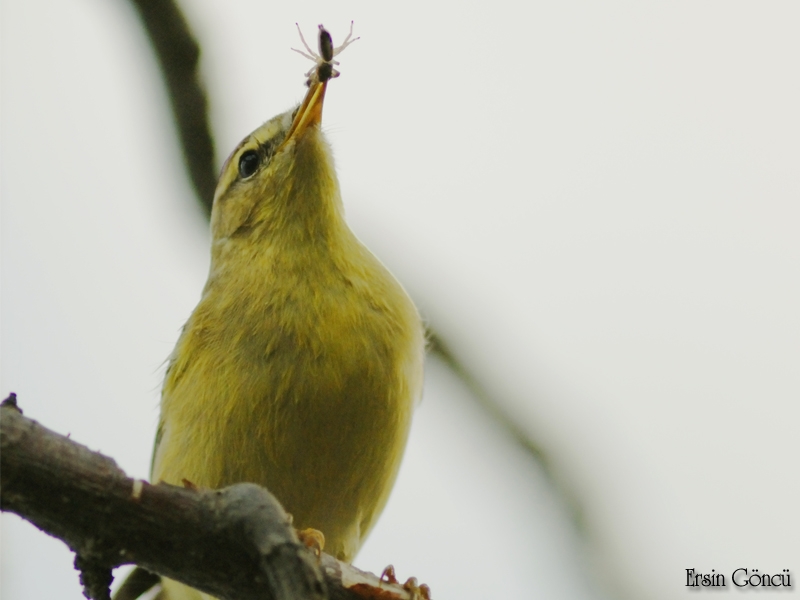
124 0 582 531
426 333 586 533
128 0 217 215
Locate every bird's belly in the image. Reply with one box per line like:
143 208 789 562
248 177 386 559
155 307 420 561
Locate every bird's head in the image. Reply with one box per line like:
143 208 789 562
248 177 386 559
209 81 343 254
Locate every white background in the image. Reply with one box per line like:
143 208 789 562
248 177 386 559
1 1 798 599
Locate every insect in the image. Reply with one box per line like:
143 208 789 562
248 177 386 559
292 21 360 85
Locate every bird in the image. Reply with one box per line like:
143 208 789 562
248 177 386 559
118 26 425 600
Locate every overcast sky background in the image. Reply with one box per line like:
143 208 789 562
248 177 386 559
2 1 799 599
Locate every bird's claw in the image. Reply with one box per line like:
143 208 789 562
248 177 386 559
380 565 431 599
297 527 325 558
380 564 399 585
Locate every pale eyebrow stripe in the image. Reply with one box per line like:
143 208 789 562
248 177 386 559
217 135 253 177
214 138 250 201
230 136 253 159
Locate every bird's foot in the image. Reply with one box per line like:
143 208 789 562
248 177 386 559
380 565 431 599
297 528 326 558
181 478 200 491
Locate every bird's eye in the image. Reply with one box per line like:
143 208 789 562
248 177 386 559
238 150 260 179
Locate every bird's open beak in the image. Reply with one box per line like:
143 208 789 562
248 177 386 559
282 80 327 146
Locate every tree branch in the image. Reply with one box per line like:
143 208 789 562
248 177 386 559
128 0 217 214
0 394 417 600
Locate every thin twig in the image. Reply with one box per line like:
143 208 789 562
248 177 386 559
128 0 217 214
426 333 587 533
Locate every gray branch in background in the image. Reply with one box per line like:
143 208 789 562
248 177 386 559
426 333 586 533
129 0 217 215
